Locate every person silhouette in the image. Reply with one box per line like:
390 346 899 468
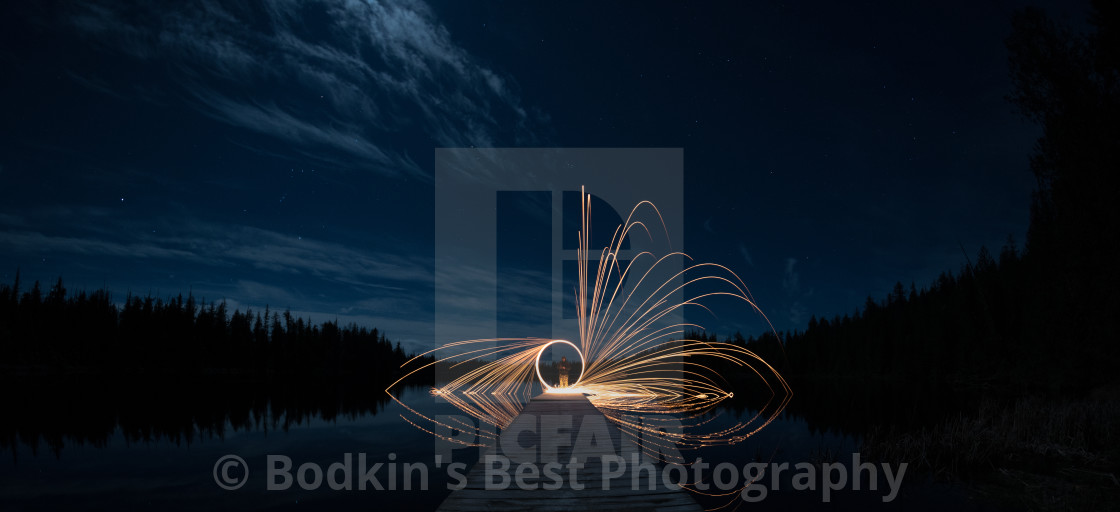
557 356 570 387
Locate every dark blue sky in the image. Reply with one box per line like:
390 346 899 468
0 1 1091 353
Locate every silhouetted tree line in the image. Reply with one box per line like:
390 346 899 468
778 241 1043 387
681 238 1090 435
704 228 1110 415
0 275 429 381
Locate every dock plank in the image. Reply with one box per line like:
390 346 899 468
436 394 702 511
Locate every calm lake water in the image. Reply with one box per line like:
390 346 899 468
0 381 996 511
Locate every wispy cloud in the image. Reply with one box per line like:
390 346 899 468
782 257 799 294
0 230 201 261
0 212 26 228
0 217 441 350
782 257 814 327
738 242 754 267
0 221 431 288
788 301 809 328
188 93 397 171
63 0 540 177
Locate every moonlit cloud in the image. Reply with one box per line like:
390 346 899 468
0 230 201 261
782 257 813 326
0 218 439 350
0 222 430 286
782 257 800 294
2 0 1048 345
9 0 555 349
63 0 539 177
738 242 754 267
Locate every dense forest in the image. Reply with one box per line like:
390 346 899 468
0 275 436 455
726 235 1106 395
0 275 424 380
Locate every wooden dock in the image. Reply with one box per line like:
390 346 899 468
436 393 703 512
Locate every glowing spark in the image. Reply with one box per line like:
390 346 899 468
386 186 792 504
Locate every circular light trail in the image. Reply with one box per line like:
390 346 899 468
533 339 584 392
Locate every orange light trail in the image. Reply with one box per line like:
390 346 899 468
385 187 791 504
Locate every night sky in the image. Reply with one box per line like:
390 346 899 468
0 1 1092 354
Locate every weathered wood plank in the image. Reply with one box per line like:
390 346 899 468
435 394 702 511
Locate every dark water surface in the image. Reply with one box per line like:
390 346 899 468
0 377 996 511
1 382 462 511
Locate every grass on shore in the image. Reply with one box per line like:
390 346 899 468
862 387 1120 510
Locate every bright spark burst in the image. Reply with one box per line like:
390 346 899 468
386 187 792 484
